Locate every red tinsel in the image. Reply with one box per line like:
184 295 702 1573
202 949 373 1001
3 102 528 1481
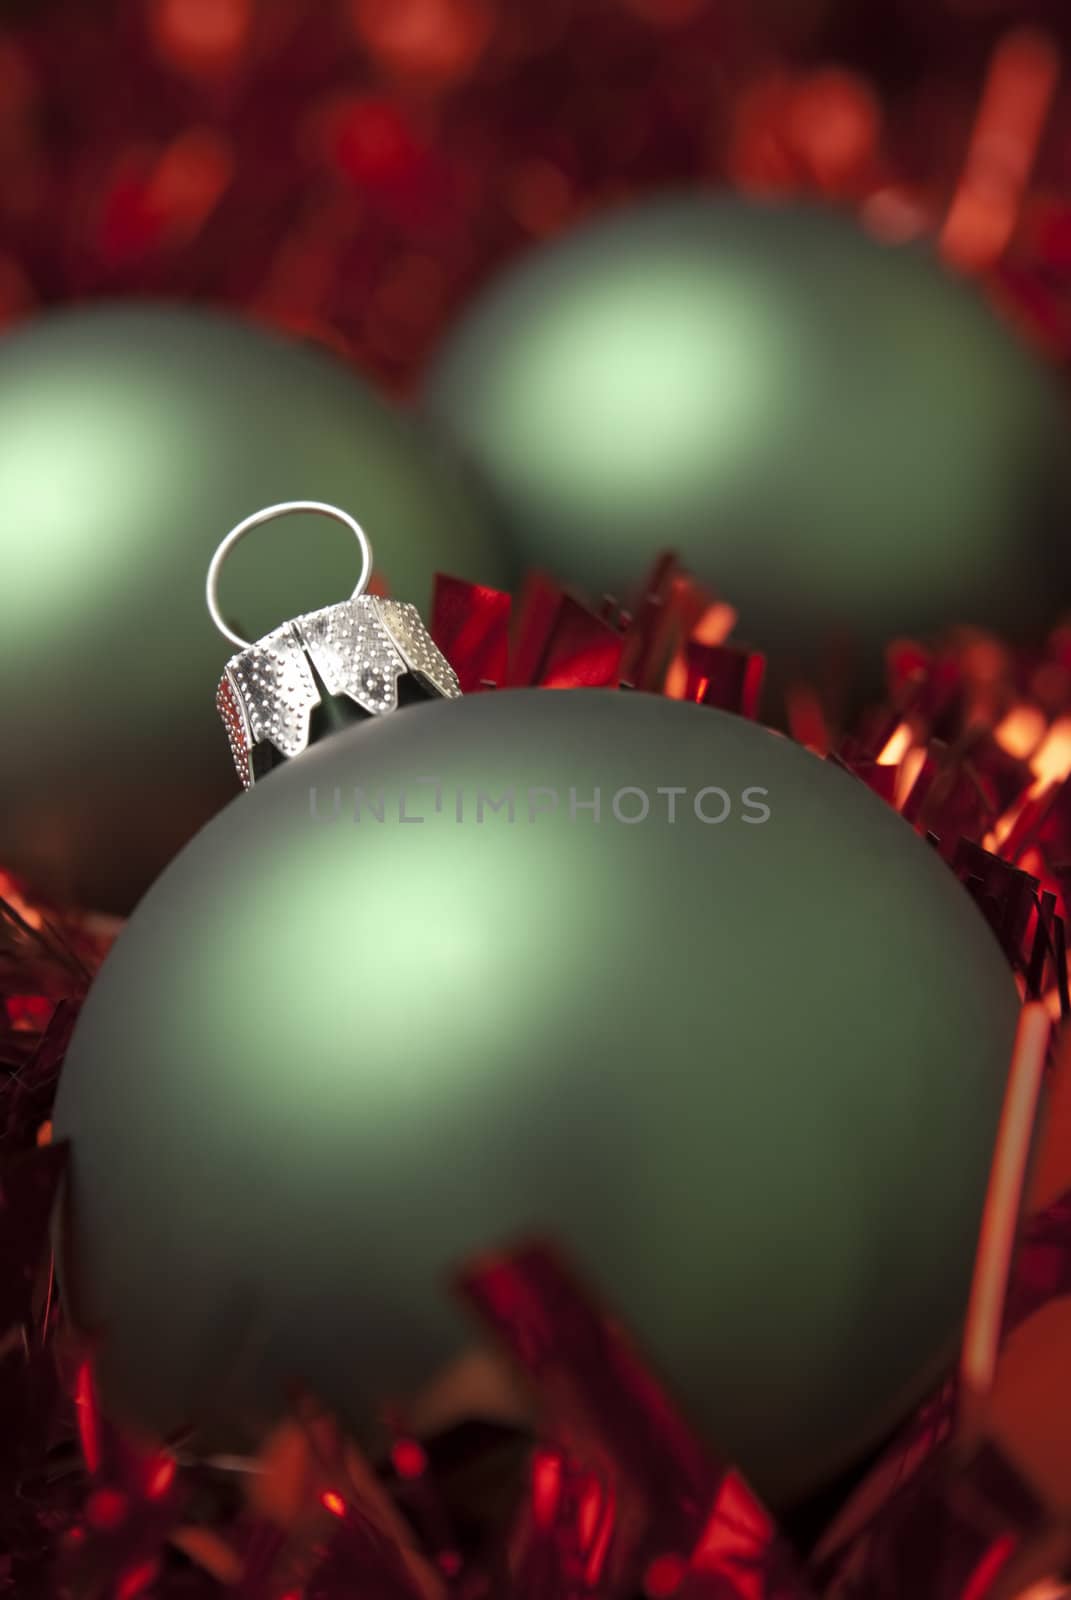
4 553 1071 1596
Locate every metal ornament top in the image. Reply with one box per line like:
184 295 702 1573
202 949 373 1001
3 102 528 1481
208 502 461 790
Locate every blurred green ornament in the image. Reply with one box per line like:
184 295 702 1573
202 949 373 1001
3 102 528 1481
425 196 1070 685
53 688 1018 1506
0 303 505 912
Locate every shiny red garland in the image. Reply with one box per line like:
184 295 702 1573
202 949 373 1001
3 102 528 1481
2 556 1071 1598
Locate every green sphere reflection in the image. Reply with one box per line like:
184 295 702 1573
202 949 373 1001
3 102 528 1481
53 689 1018 1505
426 197 1070 678
0 303 506 911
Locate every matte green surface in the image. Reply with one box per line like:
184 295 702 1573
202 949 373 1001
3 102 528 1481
426 196 1070 672
0 303 506 911
53 690 1019 1505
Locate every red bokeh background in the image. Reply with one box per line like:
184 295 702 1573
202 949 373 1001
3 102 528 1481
1 0 1070 392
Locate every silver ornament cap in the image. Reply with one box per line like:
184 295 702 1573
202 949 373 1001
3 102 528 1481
208 502 461 789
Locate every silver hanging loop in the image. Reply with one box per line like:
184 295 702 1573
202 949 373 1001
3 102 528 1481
206 500 374 651
209 503 460 789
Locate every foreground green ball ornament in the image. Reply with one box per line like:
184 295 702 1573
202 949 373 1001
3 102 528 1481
54 689 1018 1505
425 196 1070 677
0 303 505 912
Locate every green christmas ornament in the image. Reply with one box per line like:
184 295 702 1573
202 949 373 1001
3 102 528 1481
425 196 1070 679
0 303 505 913
53 686 1018 1506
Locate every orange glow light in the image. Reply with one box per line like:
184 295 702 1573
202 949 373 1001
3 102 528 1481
1031 717 1071 789
995 705 1047 761
321 1490 346 1517
663 656 687 700
665 604 737 700
990 713 1071 852
894 745 927 813
352 0 493 85
151 0 251 75
941 28 1061 273
0 872 43 927
877 722 912 766
788 69 880 191
693 603 737 645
